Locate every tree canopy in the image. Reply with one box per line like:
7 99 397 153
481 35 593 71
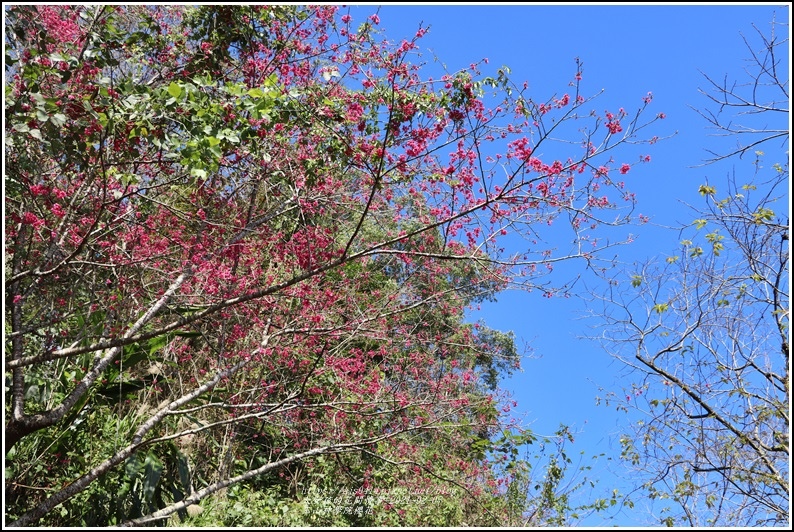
4 5 662 526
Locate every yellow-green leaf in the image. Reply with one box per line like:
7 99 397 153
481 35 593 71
167 82 182 99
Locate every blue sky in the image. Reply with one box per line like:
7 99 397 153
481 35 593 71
350 3 789 526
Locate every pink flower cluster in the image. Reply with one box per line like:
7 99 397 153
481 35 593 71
21 211 45 228
38 6 82 46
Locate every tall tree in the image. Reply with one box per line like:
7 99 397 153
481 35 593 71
591 16 789 526
4 5 661 525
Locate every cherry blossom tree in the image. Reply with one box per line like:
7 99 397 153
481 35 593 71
4 5 662 525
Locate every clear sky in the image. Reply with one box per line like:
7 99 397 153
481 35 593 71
350 3 789 526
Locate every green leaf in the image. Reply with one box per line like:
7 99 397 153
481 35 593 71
705 231 723 243
167 82 182 99
190 168 208 180
50 113 68 127
142 452 163 508
120 173 138 185
698 184 716 196
121 453 144 497
148 334 173 357
49 52 70 62
176 451 192 494
263 73 279 88
753 208 775 224
225 82 245 96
